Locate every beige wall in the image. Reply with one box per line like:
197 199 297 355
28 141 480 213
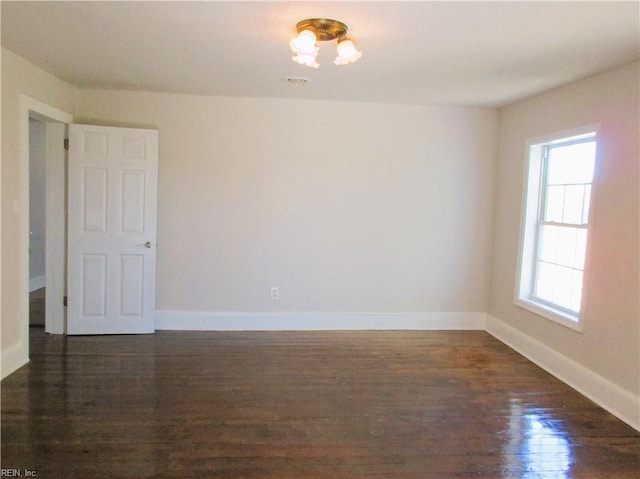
2 48 637 423
1 48 77 364
77 91 499 314
489 61 640 395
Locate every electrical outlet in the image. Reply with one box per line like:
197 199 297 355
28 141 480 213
270 287 279 300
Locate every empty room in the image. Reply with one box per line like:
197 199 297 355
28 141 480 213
1 1 639 478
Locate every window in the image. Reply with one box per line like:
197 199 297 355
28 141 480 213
516 127 597 330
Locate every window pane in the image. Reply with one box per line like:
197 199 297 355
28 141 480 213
538 225 558 263
547 141 596 185
544 186 564 222
574 229 587 270
535 262 573 310
556 227 578 268
551 265 573 310
538 225 585 270
563 185 586 224
582 185 592 223
534 261 555 302
571 270 583 313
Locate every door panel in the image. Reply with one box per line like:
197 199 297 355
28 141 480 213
82 168 108 233
121 170 146 233
81 254 107 317
67 124 158 334
120 254 144 316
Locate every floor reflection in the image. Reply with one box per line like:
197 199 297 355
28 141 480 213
505 399 572 478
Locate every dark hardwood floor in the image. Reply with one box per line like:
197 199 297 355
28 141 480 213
2 328 638 478
29 287 45 326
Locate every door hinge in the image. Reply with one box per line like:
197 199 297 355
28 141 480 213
64 138 69 151
63 296 68 307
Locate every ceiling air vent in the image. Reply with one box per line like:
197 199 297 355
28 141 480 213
283 77 311 87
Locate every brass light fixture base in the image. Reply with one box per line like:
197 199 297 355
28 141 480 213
296 18 348 42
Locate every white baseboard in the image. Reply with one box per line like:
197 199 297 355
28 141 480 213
29 275 46 292
155 311 486 331
486 314 640 431
1 341 29 380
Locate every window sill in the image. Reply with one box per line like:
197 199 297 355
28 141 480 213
515 298 583 332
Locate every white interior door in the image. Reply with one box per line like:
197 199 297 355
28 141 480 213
67 124 158 334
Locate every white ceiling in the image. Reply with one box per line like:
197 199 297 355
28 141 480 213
2 1 639 108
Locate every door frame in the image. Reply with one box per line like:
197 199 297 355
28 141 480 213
20 95 73 347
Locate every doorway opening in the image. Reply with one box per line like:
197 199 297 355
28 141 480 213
29 117 47 328
21 96 73 354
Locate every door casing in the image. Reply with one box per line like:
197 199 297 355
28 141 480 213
8 95 73 376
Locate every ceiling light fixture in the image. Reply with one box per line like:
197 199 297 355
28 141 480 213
290 18 362 68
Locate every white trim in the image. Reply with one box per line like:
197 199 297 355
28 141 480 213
1 97 73 381
526 123 601 147
23 96 74 125
29 275 46 292
1 341 29 380
515 124 600 333
19 96 73 346
515 298 582 332
156 311 487 331
486 314 639 431
44 122 67 334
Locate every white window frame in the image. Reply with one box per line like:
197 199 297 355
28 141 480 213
515 124 599 332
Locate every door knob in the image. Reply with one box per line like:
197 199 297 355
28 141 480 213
139 241 152 248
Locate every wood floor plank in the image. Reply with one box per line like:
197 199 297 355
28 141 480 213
1 328 638 478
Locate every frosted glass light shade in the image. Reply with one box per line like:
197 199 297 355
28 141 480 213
290 29 320 68
292 52 319 68
334 39 362 65
290 30 318 55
